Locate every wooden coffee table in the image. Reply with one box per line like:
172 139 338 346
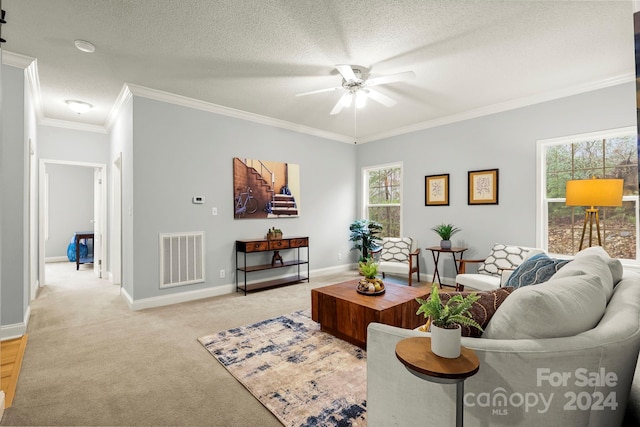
311 279 429 348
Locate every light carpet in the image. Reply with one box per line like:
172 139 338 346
198 310 367 427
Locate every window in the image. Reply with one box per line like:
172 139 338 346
363 163 402 237
538 127 639 261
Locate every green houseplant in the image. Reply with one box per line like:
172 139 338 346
416 283 482 358
357 258 384 293
359 258 379 279
431 223 461 249
349 219 383 262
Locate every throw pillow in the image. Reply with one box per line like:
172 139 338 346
478 244 530 277
424 287 514 338
482 274 607 340
380 237 412 263
504 253 571 289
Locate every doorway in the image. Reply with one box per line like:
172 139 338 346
38 160 107 287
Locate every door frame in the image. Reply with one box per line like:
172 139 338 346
38 159 107 286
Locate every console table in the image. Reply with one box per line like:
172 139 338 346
235 236 309 295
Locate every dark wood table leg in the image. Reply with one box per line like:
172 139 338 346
75 235 80 270
430 250 442 287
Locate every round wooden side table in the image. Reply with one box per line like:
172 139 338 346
395 336 479 427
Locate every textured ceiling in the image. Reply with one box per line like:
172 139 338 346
2 0 636 142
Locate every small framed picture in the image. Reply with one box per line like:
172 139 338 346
425 174 449 206
468 169 499 205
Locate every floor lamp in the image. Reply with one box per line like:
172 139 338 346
565 178 624 251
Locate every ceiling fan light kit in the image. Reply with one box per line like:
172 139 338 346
296 64 415 115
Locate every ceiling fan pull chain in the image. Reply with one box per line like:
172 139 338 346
354 107 357 144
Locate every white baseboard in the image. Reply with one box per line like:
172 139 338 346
45 256 69 263
120 264 355 311
1 305 31 340
120 284 234 310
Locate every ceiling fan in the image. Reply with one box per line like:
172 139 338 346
296 64 415 115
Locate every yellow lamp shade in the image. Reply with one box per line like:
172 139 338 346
565 178 624 207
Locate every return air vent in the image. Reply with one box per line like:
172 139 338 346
159 232 205 288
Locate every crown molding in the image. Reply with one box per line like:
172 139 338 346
24 59 45 122
359 72 636 144
126 83 353 144
39 117 108 134
1 50 35 68
105 83 133 132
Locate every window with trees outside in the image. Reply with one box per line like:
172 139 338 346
363 163 402 237
539 127 638 261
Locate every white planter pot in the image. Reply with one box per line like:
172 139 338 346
430 324 461 358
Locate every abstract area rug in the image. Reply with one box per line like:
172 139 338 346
198 310 367 426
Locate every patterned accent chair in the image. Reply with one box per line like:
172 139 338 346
455 243 544 291
372 237 420 286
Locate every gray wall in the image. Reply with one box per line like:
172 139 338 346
356 82 637 281
126 97 357 300
1 63 26 327
38 125 109 163
44 164 94 259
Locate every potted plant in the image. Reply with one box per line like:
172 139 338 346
349 219 383 262
431 223 461 249
416 284 482 358
357 258 384 293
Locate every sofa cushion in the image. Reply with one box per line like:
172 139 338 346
550 254 614 302
419 287 514 338
455 273 502 291
504 253 571 289
575 246 623 286
478 244 531 277
380 237 412 263
483 274 607 339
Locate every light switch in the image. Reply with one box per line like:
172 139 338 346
212 207 218 216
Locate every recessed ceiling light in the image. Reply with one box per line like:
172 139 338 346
74 39 95 53
65 100 93 114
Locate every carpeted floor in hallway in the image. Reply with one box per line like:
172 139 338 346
0 262 380 426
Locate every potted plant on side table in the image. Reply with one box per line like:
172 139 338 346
431 223 461 249
416 284 482 358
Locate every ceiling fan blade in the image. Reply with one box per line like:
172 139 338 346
366 89 397 107
335 64 358 82
330 93 349 115
365 71 416 87
296 86 341 97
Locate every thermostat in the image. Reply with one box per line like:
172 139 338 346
192 196 205 204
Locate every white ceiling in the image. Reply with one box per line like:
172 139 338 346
2 0 636 142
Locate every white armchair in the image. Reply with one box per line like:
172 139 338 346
372 237 420 286
455 243 544 291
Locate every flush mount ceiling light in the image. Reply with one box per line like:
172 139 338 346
65 100 93 114
74 39 95 53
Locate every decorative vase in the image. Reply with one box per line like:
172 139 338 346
440 239 452 249
430 324 461 358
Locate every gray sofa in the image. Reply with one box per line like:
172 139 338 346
367 247 640 426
